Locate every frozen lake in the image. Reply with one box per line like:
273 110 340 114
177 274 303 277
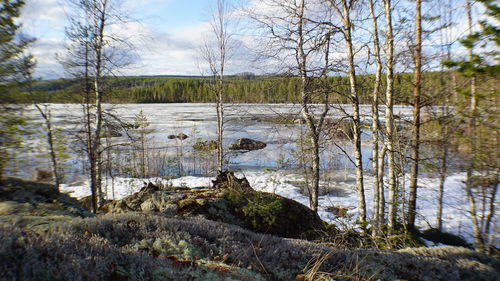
19 103 438 178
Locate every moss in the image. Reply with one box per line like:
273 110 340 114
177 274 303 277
223 189 282 231
240 192 282 229
222 186 325 239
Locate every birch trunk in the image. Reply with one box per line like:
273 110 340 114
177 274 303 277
299 0 329 212
369 0 382 233
91 0 108 207
327 0 366 224
216 2 225 172
342 0 366 225
378 145 387 224
297 0 319 212
217 79 224 172
34 105 61 191
382 0 397 232
204 0 228 172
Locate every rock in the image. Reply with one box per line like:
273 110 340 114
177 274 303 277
99 172 327 239
327 205 349 217
168 133 189 140
0 201 33 215
419 228 472 248
178 199 196 209
195 199 207 206
161 203 178 216
229 138 266 151
103 187 181 216
140 200 157 212
211 171 326 239
151 191 175 208
0 177 90 218
79 196 110 211
103 200 134 213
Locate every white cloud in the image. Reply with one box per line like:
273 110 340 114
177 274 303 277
29 38 66 79
19 0 298 78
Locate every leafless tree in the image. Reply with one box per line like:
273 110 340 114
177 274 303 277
324 0 366 225
368 0 384 234
248 0 332 212
201 0 236 172
21 56 64 190
61 0 134 213
382 0 398 232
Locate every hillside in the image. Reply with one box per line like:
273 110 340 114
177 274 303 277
1 176 498 281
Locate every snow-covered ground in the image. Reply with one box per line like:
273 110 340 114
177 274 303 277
60 170 499 247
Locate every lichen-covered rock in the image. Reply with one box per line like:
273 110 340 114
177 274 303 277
0 178 91 218
100 172 326 239
0 201 35 215
140 200 157 212
160 203 178 216
2 214 497 281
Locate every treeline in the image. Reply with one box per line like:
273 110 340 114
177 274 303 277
8 71 494 105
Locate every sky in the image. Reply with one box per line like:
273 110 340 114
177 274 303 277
21 0 241 79
19 0 479 80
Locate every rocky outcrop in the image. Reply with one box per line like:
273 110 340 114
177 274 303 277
2 213 498 281
229 138 266 151
1 178 498 281
0 178 92 231
100 172 325 239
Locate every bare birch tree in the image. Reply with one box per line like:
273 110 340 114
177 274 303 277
248 0 332 212
325 0 366 225
434 0 456 232
368 0 384 234
382 0 398 232
201 0 234 172
21 55 64 190
62 0 133 213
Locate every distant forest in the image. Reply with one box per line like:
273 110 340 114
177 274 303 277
7 72 496 105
